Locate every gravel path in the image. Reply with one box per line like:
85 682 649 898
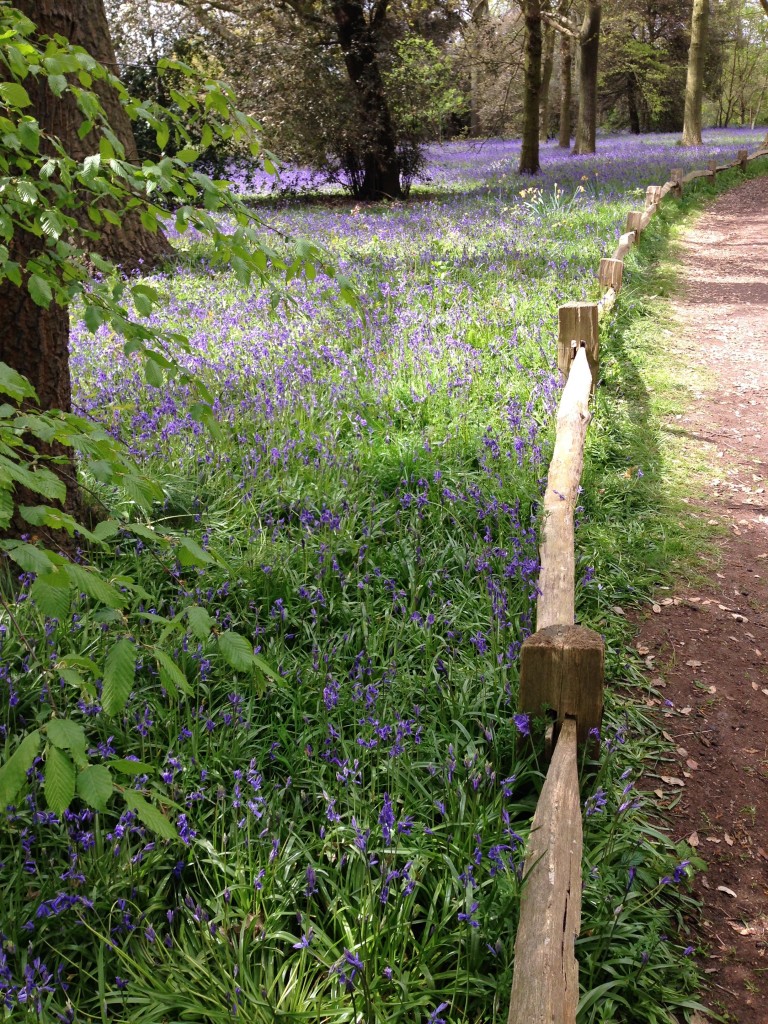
634 174 768 1024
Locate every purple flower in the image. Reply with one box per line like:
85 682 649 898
428 1003 450 1024
293 929 313 949
379 792 395 845
512 713 530 737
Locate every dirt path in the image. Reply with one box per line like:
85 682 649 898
634 175 768 1024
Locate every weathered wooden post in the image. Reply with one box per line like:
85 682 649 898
518 625 604 743
598 258 623 293
671 168 683 199
707 159 717 181
625 211 644 235
645 185 662 209
738 148 748 172
557 302 599 386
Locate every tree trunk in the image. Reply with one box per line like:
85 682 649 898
518 0 542 175
16 0 172 270
332 0 402 200
682 0 709 147
627 76 640 134
470 0 489 138
539 22 555 141
558 31 572 148
573 2 601 155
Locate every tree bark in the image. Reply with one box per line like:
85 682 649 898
518 0 542 175
469 0 489 138
332 0 402 199
573 2 601 155
627 76 640 134
16 0 172 270
558 31 572 148
539 21 555 141
682 0 709 146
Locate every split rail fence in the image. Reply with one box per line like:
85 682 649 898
506 137 768 1024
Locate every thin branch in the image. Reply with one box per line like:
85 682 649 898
541 10 578 39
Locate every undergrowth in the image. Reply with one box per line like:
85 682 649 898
1 134 766 1023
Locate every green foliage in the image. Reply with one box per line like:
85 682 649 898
0 5 330 831
385 37 467 142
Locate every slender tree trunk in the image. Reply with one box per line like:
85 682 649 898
558 31 572 148
470 0 489 138
16 0 173 270
627 76 640 134
518 0 542 174
539 22 555 141
574 2 601 155
682 0 709 146
333 0 402 200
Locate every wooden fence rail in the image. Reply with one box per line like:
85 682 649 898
506 137 768 1024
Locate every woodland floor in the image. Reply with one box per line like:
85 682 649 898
633 175 768 1024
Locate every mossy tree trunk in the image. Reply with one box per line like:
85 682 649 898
539 21 555 141
573 2 601 155
682 0 709 147
518 0 542 175
558 30 572 148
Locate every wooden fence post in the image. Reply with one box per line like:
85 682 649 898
598 258 623 292
645 185 662 209
557 302 599 384
707 159 717 180
671 168 683 199
625 211 644 235
738 148 748 172
518 625 604 744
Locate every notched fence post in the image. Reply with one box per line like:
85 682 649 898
598 257 623 292
518 625 604 745
625 210 644 235
738 149 748 172
671 168 683 199
557 302 599 386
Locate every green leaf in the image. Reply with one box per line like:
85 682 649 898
122 790 176 840
90 519 119 542
28 273 53 308
44 745 76 816
186 605 213 640
0 487 12 530
101 638 136 715
30 572 71 619
153 648 192 697
177 535 214 567
144 358 164 388
0 459 66 502
0 540 55 575
0 730 41 809
63 562 127 609
0 361 37 401
111 758 153 776
218 630 256 672
20 504 78 536
0 81 31 108
58 668 97 700
46 718 87 764
77 765 113 812
47 73 68 97
252 652 281 685
155 121 169 151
